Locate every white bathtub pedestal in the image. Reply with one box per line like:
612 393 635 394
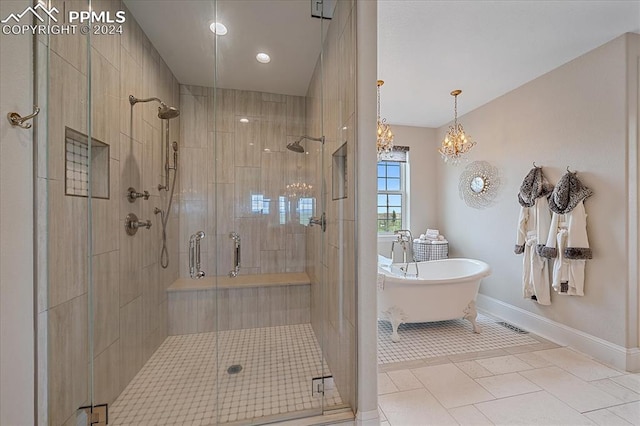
384 306 407 343
463 300 482 333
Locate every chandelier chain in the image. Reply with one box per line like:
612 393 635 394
376 80 394 160
377 83 381 120
439 89 476 165
453 93 458 127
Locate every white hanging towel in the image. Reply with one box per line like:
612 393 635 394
514 166 554 305
541 171 592 296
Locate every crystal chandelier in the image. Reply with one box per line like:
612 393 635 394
439 89 476 165
285 182 313 198
377 80 394 160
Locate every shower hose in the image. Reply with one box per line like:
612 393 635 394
159 164 177 269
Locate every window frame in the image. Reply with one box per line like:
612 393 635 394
377 160 408 235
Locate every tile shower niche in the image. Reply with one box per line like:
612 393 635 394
65 127 109 198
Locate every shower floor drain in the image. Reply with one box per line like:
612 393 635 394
227 364 243 374
497 321 529 334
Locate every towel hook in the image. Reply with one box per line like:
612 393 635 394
7 105 40 129
533 161 538 168
566 166 575 174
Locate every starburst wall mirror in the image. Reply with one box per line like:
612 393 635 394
458 161 501 209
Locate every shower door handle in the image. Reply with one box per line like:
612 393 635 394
309 212 326 232
229 232 241 278
189 231 205 279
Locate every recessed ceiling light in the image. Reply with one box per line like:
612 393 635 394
239 118 249 123
256 52 271 64
209 22 228 35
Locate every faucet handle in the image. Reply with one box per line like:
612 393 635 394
136 219 152 229
127 187 150 202
124 213 151 235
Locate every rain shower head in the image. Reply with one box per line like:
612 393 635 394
286 140 305 153
286 135 324 153
129 95 180 119
158 104 180 119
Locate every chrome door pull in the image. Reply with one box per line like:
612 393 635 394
229 232 241 277
189 231 205 279
308 212 326 232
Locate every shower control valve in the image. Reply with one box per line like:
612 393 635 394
127 187 150 202
125 213 152 236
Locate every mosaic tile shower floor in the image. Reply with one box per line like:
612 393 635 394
378 313 539 365
109 324 342 425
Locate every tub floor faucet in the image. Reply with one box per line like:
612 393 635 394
393 230 419 277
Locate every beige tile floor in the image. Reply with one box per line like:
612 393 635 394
377 345 640 426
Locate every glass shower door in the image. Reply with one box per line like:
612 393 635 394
210 0 331 423
41 0 100 424
36 0 357 424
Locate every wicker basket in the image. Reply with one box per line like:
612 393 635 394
413 240 449 261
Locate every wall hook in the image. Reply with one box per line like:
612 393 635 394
533 161 538 168
7 105 40 129
567 166 575 174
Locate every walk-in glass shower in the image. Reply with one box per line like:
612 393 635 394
35 0 357 424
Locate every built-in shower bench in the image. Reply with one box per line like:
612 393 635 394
167 272 311 335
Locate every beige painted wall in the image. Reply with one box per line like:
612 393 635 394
0 1 34 424
355 0 380 419
627 36 640 352
436 34 636 349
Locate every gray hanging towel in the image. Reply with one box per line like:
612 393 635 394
548 171 593 214
517 166 554 207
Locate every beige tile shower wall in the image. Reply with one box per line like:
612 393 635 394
43 2 180 424
167 285 311 335
307 0 357 411
178 86 307 278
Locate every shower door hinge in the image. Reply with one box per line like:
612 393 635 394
311 375 334 397
78 403 108 426
311 0 333 19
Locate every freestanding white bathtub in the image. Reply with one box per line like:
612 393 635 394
377 257 491 342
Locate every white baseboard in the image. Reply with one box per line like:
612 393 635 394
356 409 379 425
476 294 640 373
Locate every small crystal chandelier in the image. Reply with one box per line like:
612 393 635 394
285 182 313 198
439 89 476 165
377 80 394 160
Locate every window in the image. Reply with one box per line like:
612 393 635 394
251 194 270 214
377 161 407 233
298 197 315 226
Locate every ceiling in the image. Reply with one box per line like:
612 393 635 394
378 0 640 127
124 0 329 96
124 1 639 126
